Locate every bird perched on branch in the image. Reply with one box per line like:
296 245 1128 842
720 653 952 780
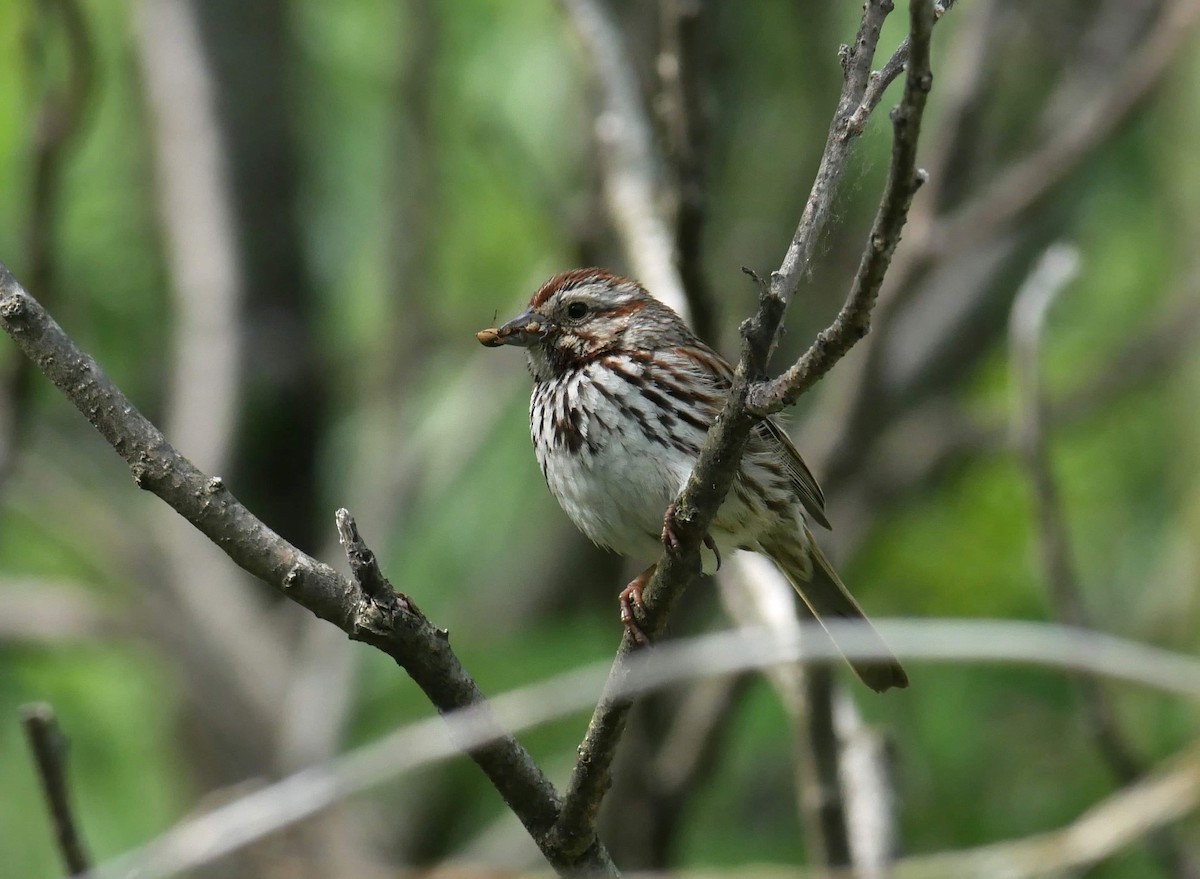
479 268 907 693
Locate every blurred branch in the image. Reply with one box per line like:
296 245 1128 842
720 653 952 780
720 556 857 871
929 0 1200 262
558 0 687 315
0 265 616 878
25 0 93 298
649 674 750 806
656 0 717 341
136 0 244 476
1 0 94 487
91 618 1200 879
548 0 936 864
134 0 292 777
835 691 896 879
21 703 91 876
0 579 120 644
802 664 852 871
1009 245 1200 879
893 740 1200 879
844 279 1200 525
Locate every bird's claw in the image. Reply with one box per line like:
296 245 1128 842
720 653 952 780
661 502 720 570
619 565 654 646
704 534 722 571
661 502 684 556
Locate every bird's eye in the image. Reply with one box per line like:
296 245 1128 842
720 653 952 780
566 301 589 320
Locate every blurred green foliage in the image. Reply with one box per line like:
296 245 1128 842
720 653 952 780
1 0 1199 876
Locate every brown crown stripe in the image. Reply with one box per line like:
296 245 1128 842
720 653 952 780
529 267 631 308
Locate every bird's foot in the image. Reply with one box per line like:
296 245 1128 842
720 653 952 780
661 502 721 570
619 564 655 646
661 502 684 556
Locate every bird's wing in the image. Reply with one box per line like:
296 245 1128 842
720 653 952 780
755 417 830 529
677 339 830 529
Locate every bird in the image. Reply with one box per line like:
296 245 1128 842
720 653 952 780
478 268 908 692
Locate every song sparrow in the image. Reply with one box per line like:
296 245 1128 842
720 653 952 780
478 268 908 692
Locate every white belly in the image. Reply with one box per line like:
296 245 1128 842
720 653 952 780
530 360 769 573
531 366 690 562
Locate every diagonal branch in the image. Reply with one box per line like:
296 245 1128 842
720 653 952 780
0 264 615 878
546 0 937 860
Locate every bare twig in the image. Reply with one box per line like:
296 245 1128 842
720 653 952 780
757 0 894 327
846 0 956 137
21 703 91 876
746 0 934 414
817 0 1200 508
335 509 394 602
0 265 615 878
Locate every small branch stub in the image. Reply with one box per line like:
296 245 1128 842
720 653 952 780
335 507 396 603
21 703 92 877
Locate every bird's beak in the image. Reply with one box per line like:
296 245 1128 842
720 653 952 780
476 310 551 348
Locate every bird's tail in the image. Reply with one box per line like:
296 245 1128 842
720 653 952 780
759 529 909 693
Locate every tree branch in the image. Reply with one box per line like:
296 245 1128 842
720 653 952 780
746 0 935 414
21 703 92 876
1010 247 1137 766
0 264 615 878
845 0 956 138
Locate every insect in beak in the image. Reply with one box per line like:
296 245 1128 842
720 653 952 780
476 310 552 348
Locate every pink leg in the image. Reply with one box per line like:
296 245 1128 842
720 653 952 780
661 502 721 569
619 563 655 646
661 502 683 555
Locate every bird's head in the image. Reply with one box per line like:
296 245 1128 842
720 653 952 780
477 268 687 380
